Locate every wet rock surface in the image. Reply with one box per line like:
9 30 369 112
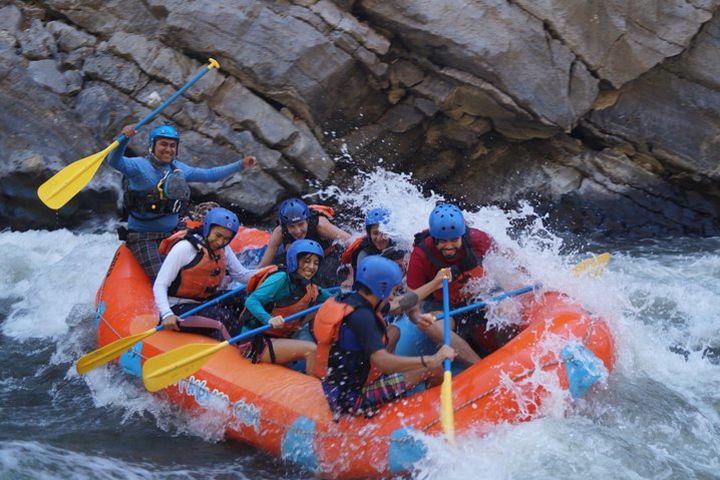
1 0 718 237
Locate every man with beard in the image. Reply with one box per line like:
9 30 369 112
406 203 498 364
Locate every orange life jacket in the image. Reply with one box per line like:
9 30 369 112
158 230 227 301
340 236 367 266
244 266 319 338
414 230 485 305
313 296 387 383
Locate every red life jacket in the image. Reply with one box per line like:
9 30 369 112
281 205 336 254
313 296 387 383
158 230 227 301
413 230 485 305
244 266 319 338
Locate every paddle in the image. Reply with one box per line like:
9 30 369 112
141 254 611 393
142 300 326 392
76 282 244 375
431 252 612 320
440 277 456 445
572 252 610 276
38 58 221 210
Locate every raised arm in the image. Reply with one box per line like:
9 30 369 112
106 124 140 175
388 267 450 315
181 155 256 182
257 227 283 268
317 216 351 244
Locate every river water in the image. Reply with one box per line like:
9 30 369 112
1 170 718 479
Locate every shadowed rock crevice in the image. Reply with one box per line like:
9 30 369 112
1 0 719 237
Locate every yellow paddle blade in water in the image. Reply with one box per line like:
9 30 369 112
440 370 456 445
572 252 611 277
76 326 158 375
142 340 230 392
37 140 120 210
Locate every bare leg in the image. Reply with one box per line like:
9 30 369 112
421 319 481 365
260 339 317 375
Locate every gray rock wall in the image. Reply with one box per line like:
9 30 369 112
1 0 719 236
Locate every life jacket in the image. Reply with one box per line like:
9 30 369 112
340 236 378 268
243 266 319 338
158 229 227 301
314 295 387 383
281 205 336 254
123 164 190 219
413 230 485 305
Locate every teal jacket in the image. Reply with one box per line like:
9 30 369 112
244 271 333 324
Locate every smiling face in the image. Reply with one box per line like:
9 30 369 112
296 253 320 280
207 225 234 251
286 220 309 240
435 236 463 259
368 224 390 251
152 138 178 164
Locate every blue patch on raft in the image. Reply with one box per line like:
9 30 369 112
119 341 143 377
94 301 106 328
281 416 318 471
389 427 427 474
561 342 607 399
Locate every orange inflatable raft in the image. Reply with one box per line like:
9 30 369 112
93 227 615 478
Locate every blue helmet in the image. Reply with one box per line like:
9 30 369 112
355 255 403 300
365 207 390 226
148 124 180 152
286 239 324 273
429 203 466 240
279 198 311 225
203 207 240 238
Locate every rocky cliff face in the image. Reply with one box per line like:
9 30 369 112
1 0 718 236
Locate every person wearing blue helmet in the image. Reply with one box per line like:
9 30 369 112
239 239 336 374
406 202 502 364
153 207 256 339
340 207 403 271
314 255 456 416
257 198 350 272
108 122 257 280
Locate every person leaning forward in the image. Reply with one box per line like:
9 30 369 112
314 255 455 417
257 198 351 268
108 123 257 280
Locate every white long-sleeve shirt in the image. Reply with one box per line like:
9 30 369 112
153 240 256 319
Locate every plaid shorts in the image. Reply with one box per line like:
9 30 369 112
126 231 171 280
356 373 408 410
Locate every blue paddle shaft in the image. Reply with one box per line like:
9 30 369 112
116 62 216 143
224 286 344 346
226 301 324 346
435 284 537 320
157 284 247 333
442 278 452 372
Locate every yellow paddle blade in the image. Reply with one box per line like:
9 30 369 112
142 340 229 392
440 370 456 445
37 140 120 210
76 327 157 375
572 252 611 277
